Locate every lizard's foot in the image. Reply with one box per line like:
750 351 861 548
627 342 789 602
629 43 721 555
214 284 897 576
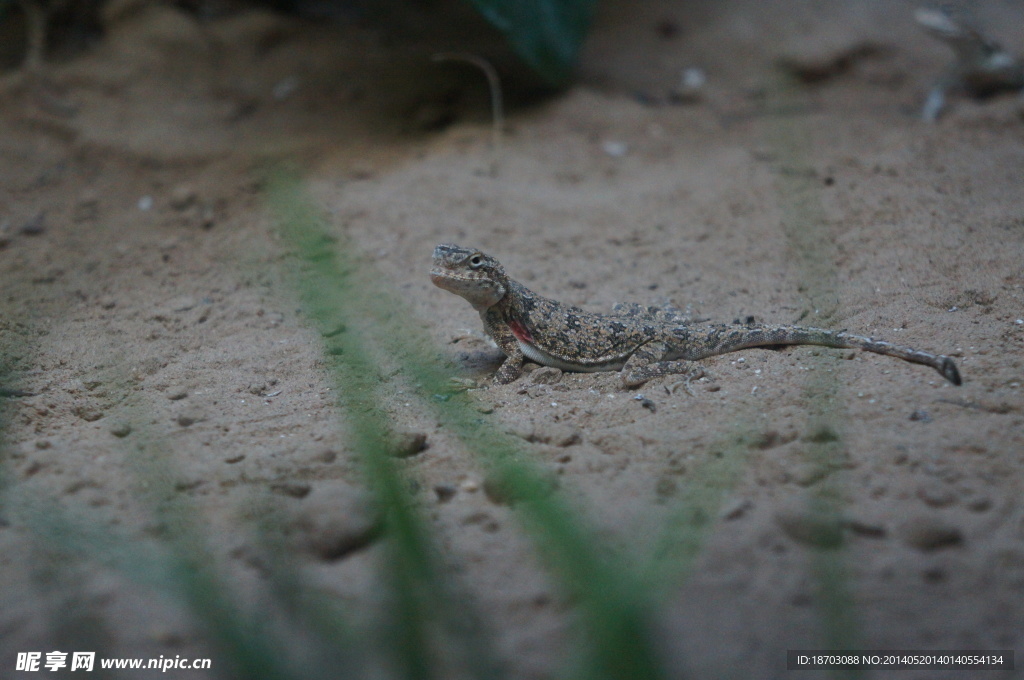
666 368 707 396
622 360 704 389
448 377 480 391
493 356 525 384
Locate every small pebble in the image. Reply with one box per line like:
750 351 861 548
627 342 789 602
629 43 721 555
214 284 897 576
74 406 104 422
314 449 337 464
176 413 200 427
669 66 706 103
634 394 657 412
109 422 132 438
271 482 311 499
434 484 457 503
272 76 299 101
290 481 379 561
655 476 678 499
775 506 843 548
389 431 428 457
602 140 629 157
791 463 828 487
169 184 198 211
20 212 46 236
916 481 955 508
720 497 752 520
530 367 563 385
901 516 963 551
138 195 154 211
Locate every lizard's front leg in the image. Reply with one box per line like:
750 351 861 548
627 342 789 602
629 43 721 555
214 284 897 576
621 341 704 388
482 309 527 384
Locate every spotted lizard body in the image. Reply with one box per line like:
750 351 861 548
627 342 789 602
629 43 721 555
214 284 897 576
430 244 962 388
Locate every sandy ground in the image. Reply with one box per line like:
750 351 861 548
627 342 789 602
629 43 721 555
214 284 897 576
1 0 1023 678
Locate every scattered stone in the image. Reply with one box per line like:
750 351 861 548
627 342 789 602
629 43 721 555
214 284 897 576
314 449 337 464
484 471 557 506
169 184 198 211
669 66 706 103
73 405 104 422
167 296 197 312
388 430 428 458
716 497 749 521
900 516 963 551
167 388 188 400
535 423 581 447
966 494 993 513
636 396 657 412
804 426 840 443
843 517 886 538
290 481 379 560
777 41 887 84
109 422 132 438
74 191 100 222
176 412 203 427
602 140 629 157
917 481 956 508
909 410 933 423
434 484 457 503
271 482 311 499
173 477 202 492
791 462 829 487
508 421 580 448
655 475 678 499
775 506 844 548
530 367 563 385
461 511 501 532
224 454 245 464
20 212 46 236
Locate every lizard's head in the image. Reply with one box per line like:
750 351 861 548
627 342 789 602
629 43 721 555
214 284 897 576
430 244 507 310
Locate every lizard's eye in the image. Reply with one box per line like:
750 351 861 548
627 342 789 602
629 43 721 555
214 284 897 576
468 254 484 268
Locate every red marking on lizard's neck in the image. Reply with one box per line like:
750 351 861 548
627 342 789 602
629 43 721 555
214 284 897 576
508 319 534 345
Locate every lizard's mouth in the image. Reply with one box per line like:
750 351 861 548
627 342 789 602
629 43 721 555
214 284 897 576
429 268 452 287
430 268 474 288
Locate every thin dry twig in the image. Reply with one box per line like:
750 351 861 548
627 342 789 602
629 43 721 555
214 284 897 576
432 52 504 168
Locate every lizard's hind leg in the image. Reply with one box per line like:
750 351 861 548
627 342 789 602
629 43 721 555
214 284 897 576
622 341 705 388
675 325 961 385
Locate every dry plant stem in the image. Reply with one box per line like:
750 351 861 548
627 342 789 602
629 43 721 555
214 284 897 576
432 52 504 162
18 0 47 73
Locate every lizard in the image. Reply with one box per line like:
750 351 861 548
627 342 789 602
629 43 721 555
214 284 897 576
430 243 962 388
915 7 1024 122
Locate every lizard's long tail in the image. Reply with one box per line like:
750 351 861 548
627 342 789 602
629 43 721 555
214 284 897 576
680 325 962 385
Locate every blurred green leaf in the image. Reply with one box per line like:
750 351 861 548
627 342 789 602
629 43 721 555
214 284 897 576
466 0 598 85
